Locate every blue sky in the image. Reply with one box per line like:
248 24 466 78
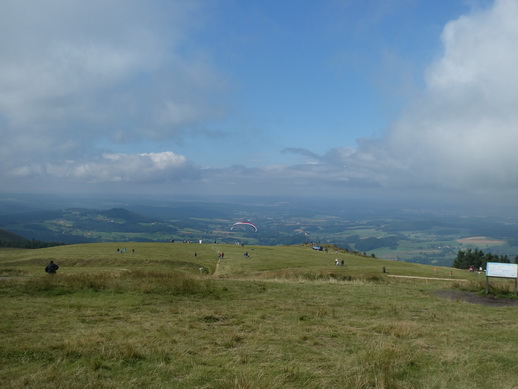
2 0 517 208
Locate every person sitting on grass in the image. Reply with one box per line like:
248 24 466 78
45 260 59 274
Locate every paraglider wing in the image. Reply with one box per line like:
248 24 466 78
231 221 258 232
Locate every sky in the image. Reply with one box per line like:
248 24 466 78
2 0 517 209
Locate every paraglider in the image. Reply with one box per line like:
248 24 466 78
231 221 258 232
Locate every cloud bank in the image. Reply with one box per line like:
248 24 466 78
0 0 225 179
384 0 518 190
1 0 518 203
289 0 518 195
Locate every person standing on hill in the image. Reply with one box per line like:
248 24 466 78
45 260 59 274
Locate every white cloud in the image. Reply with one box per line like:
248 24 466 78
237 0 518 197
9 151 194 184
375 0 518 191
3 0 518 202
74 152 194 183
0 0 227 177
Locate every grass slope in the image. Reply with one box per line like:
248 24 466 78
1 243 517 388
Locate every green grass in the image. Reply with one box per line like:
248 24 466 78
1 243 517 388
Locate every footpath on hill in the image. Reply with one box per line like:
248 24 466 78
387 275 467 282
436 290 518 306
386 274 518 307
210 244 222 276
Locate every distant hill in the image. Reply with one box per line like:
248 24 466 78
0 228 27 242
0 207 177 244
0 228 66 249
100 208 154 223
2 196 518 266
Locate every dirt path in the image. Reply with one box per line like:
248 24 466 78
213 258 221 276
436 290 518 306
210 245 222 276
387 275 468 282
390 275 518 306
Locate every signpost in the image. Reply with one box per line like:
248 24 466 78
485 262 518 295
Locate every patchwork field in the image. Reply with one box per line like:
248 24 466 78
3 200 518 268
456 236 507 245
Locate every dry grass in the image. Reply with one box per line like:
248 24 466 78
1 243 518 388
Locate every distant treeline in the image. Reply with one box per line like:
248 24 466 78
349 235 400 251
452 248 515 269
0 238 67 249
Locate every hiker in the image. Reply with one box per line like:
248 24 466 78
382 266 386 274
45 260 59 274
341 260 344 266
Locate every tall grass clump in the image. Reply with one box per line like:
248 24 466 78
123 270 217 295
13 270 217 296
0 268 26 277
350 340 421 388
457 279 518 298
250 269 384 283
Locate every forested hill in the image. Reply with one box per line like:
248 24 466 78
0 228 66 249
0 229 26 242
101 208 155 223
0 207 177 244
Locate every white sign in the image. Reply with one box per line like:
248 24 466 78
486 262 518 278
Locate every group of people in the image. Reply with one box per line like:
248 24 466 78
334 259 344 266
116 248 135 254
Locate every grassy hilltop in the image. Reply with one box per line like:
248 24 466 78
1 243 517 388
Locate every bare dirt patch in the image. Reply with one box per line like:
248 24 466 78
437 290 518 307
388 275 467 282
